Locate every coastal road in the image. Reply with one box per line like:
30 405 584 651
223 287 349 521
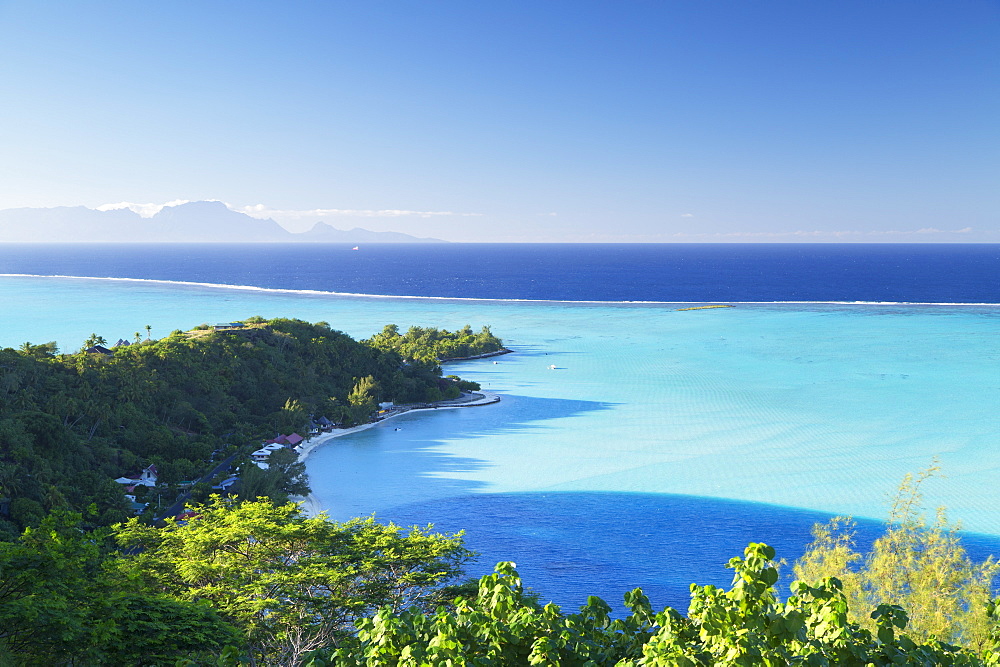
154 449 242 522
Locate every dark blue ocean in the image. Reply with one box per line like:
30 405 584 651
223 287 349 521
1 243 997 303
2 243 998 613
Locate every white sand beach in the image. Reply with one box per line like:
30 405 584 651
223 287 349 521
290 390 500 516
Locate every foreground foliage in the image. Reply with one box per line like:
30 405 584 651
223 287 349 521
794 465 1000 650
0 510 239 665
3 494 1000 665
329 544 997 666
0 499 472 665
115 497 474 665
325 470 1000 666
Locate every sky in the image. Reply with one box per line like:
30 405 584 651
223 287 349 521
0 1 997 242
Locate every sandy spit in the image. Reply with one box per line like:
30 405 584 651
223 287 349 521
289 391 500 517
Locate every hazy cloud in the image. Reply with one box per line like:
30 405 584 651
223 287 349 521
96 200 195 217
236 204 481 219
915 227 972 234
544 226 990 243
680 213 695 218
665 227 979 240
95 200 481 220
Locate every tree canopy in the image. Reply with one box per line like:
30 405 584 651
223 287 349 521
116 497 474 665
794 465 1000 651
333 544 995 666
365 324 505 364
0 510 239 665
0 317 493 534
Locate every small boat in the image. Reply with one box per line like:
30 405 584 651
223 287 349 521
352 246 359 251
548 364 557 370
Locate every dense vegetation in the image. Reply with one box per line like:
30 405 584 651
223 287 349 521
0 498 472 665
794 466 999 650
4 494 1000 665
338 546 993 666
365 324 506 363
334 471 1000 666
0 318 493 536
117 498 473 665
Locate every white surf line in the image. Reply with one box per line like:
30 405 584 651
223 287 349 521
3 275 997 307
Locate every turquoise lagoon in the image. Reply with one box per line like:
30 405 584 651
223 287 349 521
3 275 999 608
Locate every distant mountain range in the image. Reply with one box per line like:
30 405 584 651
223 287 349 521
0 201 446 243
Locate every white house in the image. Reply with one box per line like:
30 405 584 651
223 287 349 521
114 464 158 488
250 443 286 463
212 476 239 492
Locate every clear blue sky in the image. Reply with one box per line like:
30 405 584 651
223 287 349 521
0 1 997 242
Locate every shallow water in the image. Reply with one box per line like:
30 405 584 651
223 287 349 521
2 274 998 611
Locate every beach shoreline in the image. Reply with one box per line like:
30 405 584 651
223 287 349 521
439 347 513 362
289 390 501 516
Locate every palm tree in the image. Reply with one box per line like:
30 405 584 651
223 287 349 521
84 333 107 348
0 462 22 498
145 324 152 340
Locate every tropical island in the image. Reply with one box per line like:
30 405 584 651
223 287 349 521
0 317 507 535
2 319 999 664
